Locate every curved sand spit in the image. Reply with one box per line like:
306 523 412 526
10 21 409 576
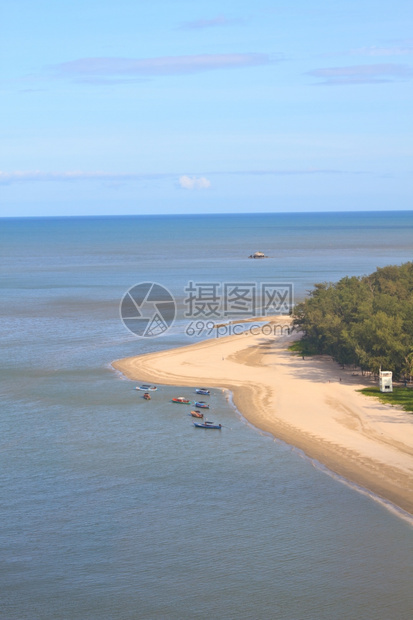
113 317 413 515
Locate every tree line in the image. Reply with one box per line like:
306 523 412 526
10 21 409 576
292 262 413 379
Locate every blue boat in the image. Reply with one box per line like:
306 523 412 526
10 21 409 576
193 422 221 429
194 401 209 409
196 388 210 395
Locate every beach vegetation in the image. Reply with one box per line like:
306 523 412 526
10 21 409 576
288 340 318 356
359 387 413 413
292 262 413 379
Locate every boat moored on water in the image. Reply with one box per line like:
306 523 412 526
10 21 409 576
143 393 151 400
193 422 222 429
171 397 191 404
136 385 157 391
195 388 210 395
190 410 204 418
194 401 209 409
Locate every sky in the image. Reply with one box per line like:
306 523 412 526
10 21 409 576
1 0 412 216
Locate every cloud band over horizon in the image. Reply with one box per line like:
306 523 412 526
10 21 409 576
308 63 413 84
0 168 367 186
51 53 273 82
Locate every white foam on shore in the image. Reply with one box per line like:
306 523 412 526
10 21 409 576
107 362 134 381
224 387 413 527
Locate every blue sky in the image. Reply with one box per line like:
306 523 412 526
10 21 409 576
1 0 412 216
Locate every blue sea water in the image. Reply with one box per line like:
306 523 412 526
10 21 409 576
1 212 413 619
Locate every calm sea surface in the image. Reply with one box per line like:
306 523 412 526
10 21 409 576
1 212 413 619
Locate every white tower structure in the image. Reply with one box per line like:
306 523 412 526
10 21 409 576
379 370 393 393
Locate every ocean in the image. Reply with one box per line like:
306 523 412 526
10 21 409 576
1 212 413 619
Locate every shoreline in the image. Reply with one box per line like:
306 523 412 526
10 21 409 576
113 319 413 515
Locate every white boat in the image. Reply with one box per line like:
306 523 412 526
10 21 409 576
136 385 157 391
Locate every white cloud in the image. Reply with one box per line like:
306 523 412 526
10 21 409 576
0 171 212 190
0 169 363 187
0 171 173 184
351 42 413 56
221 168 357 176
307 63 413 85
51 53 272 83
179 175 211 190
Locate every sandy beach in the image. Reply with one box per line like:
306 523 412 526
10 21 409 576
113 318 413 515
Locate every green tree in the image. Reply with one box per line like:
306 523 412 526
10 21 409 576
292 262 413 377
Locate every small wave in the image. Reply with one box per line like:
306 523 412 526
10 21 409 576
223 387 413 526
308 459 413 526
106 363 132 381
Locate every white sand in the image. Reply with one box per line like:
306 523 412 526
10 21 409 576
113 317 413 514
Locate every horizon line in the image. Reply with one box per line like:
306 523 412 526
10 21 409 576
2 209 413 220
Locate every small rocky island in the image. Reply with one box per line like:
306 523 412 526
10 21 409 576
248 251 268 259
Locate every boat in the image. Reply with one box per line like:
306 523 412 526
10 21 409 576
171 397 191 404
194 401 209 409
193 422 222 429
143 393 151 400
190 410 203 418
195 388 210 395
136 385 157 391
